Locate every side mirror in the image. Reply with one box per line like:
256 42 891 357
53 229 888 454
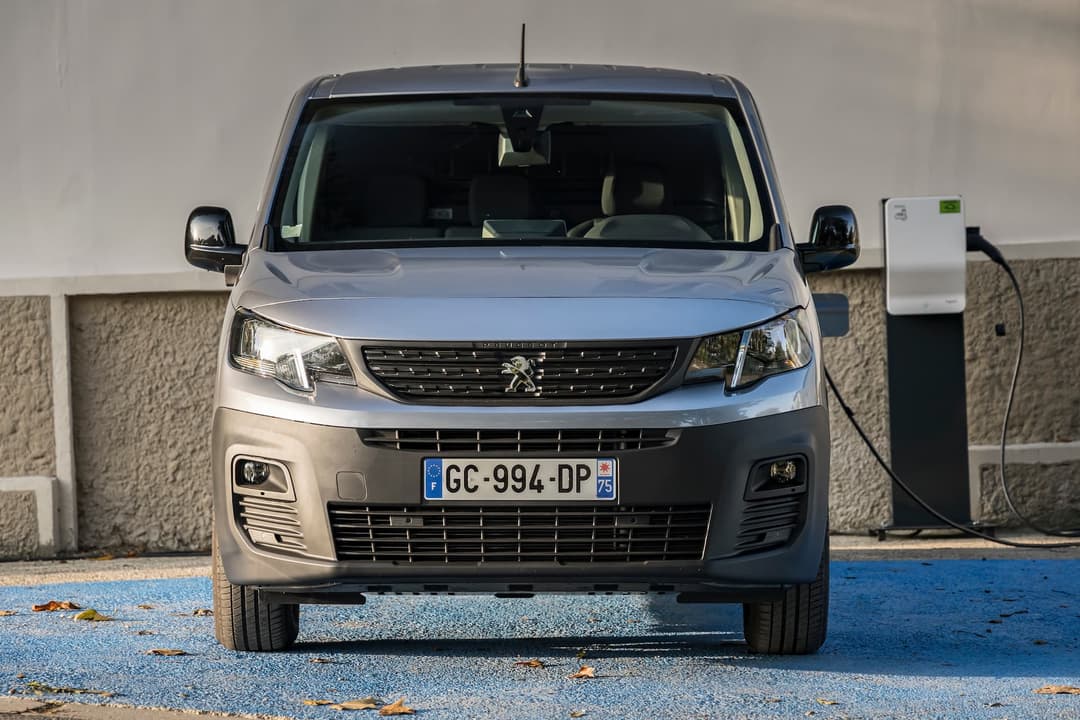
798 205 859 273
184 206 245 273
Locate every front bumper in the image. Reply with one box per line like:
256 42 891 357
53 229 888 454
214 404 829 599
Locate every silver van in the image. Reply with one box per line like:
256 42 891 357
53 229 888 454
184 64 858 654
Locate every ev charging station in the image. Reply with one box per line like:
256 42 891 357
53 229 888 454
880 196 981 532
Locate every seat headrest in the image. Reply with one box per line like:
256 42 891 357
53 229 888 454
362 175 427 227
469 174 533 226
601 164 667 216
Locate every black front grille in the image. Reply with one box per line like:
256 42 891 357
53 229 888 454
734 495 804 554
329 503 711 564
361 343 679 402
361 428 677 453
235 495 306 553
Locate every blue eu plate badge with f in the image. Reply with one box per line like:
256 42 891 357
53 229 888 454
596 458 616 500
424 458 443 499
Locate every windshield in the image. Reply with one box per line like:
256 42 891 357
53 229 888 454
269 95 773 251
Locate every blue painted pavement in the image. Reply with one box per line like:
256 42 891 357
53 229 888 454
1 560 1078 719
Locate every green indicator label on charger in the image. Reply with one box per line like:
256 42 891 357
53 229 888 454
940 199 961 214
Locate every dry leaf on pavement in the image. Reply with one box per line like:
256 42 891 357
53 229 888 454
137 604 154 610
302 699 334 706
146 649 188 656
309 657 334 664
568 665 596 679
331 696 381 710
816 699 840 706
570 712 586 718
1034 685 1080 695
135 630 155 636
73 609 112 622
91 553 115 561
25 680 114 697
514 659 545 668
0 610 17 616
192 608 213 616
32 600 80 612
379 697 416 716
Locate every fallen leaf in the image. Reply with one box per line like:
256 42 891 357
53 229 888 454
1034 685 1080 695
125 550 140 558
32 600 80 612
0 610 17 616
514 659 545 668
764 698 782 703
816 699 840 706
378 697 416 716
192 608 213 616
146 649 188 656
805 712 816 717
309 657 334 664
302 699 335 706
16 673 25 679
568 665 596 679
136 604 154 610
331 696 381 710
987 702 1006 707
24 680 114 698
135 630 155 636
73 609 112 622
570 712 586 718
91 553 115 561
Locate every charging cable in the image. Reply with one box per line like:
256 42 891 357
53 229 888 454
824 228 1080 549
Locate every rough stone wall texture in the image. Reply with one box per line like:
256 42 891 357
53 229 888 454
811 259 1080 531
979 462 1080 528
808 269 892 530
70 293 228 552
0 490 39 558
48 258 1080 551
0 297 54 477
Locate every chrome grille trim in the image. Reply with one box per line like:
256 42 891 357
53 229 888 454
360 342 680 403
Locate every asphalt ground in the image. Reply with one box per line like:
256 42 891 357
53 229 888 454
1 551 1079 719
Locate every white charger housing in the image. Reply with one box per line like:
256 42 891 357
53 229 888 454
883 196 966 315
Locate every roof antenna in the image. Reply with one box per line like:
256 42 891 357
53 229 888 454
514 23 529 88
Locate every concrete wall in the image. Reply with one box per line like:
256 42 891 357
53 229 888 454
1 259 1057 554
0 491 39 558
2 0 1079 287
0 297 54 477
69 293 227 552
811 259 1080 531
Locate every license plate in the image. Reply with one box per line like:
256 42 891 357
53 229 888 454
423 458 617 501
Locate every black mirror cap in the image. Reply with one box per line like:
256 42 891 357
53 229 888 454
185 206 245 273
799 204 859 273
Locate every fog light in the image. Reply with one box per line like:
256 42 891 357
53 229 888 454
240 460 271 486
769 460 799 484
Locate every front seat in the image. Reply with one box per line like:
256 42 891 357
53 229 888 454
568 164 668 236
444 174 535 237
570 163 712 242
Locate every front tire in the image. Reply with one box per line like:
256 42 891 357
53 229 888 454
212 533 299 651
742 537 829 654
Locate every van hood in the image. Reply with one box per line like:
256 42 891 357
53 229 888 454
233 246 809 341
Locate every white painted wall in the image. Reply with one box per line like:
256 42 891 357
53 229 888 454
2 0 1079 286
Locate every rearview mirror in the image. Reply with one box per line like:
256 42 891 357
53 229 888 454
798 205 859 273
184 206 245 273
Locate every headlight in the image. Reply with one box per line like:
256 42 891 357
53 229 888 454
686 309 812 390
229 311 354 392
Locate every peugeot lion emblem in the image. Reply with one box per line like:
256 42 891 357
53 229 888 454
500 355 538 393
